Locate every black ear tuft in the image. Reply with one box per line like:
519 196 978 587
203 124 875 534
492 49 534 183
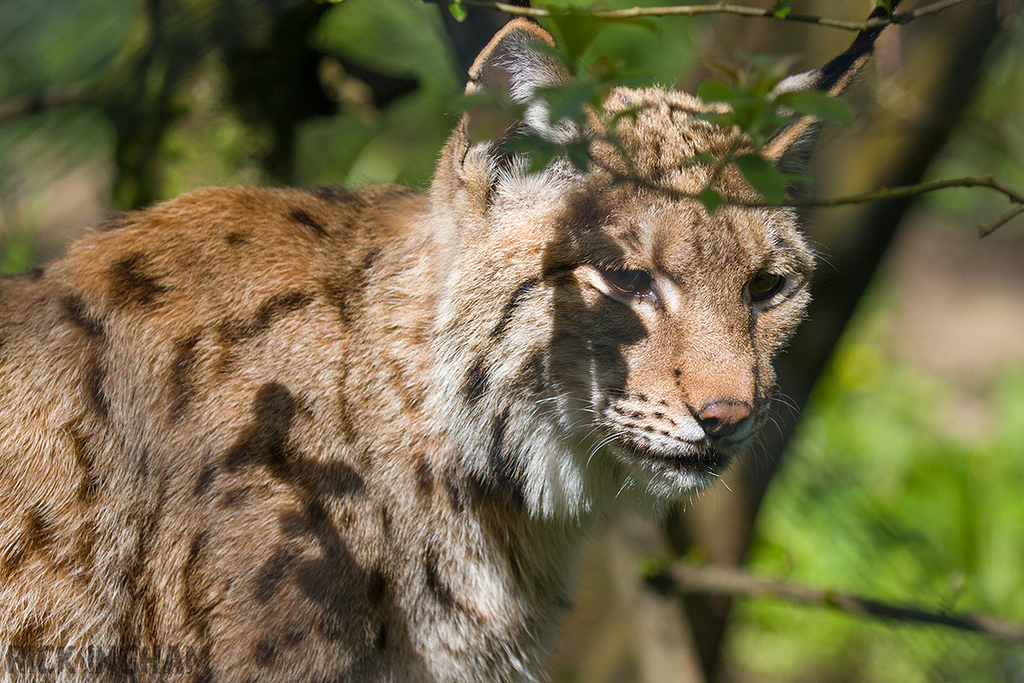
763 0 902 169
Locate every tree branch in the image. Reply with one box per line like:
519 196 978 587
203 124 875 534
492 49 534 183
660 561 1024 644
608 167 1024 236
431 0 975 32
0 87 92 125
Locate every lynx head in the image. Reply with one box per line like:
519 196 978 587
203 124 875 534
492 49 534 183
429 17 886 519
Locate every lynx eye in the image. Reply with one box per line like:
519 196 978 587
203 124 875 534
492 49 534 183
746 271 788 303
602 268 653 297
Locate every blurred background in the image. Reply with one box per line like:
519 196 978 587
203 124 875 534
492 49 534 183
1 0 1023 681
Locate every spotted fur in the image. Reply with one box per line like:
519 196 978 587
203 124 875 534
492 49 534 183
0 15 892 683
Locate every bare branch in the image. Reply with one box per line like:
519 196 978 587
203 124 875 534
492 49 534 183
431 0 975 32
0 87 92 125
605 164 1024 236
789 175 1024 209
661 561 1024 644
978 202 1024 237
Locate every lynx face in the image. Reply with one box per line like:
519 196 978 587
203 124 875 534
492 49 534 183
0 13 891 683
430 28 815 517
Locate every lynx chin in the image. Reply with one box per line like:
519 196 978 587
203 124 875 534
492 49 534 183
0 8 895 683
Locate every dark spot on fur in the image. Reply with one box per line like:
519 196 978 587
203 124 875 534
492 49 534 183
357 247 383 290
374 623 387 650
254 636 277 667
225 231 249 246
70 429 100 504
61 295 103 339
218 291 313 346
470 409 526 509
414 457 434 500
181 531 210 629
288 208 329 237
108 253 171 309
463 357 488 404
491 278 539 340
322 278 352 325
635 392 648 402
26 266 44 280
221 486 253 509
76 474 100 505
310 186 356 204
304 498 330 530
424 550 456 610
316 614 345 641
97 212 130 232
278 510 307 537
254 546 294 603
368 567 387 605
194 464 217 498
190 667 214 683
224 383 296 475
380 505 392 538
445 478 464 514
85 355 110 420
169 333 202 422
3 508 53 576
334 370 360 444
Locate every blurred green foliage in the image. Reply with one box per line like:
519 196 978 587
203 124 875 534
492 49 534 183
729 293 1024 682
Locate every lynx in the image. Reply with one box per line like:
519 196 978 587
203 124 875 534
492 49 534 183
0 8 894 683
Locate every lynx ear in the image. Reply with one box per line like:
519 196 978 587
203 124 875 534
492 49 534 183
763 0 902 169
463 19 576 150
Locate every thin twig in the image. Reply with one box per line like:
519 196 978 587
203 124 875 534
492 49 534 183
0 87 92 125
432 0 974 32
788 175 1024 209
978 203 1024 237
661 561 1024 643
611 166 1024 236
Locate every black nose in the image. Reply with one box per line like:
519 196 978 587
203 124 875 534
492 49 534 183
693 401 752 438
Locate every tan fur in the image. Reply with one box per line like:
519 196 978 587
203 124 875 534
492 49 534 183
0 18 878 683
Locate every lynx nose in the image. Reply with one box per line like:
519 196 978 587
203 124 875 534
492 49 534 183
693 401 752 438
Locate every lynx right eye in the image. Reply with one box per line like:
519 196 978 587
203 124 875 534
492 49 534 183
746 271 788 303
603 268 653 297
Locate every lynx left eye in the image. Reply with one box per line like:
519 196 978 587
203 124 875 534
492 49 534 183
747 272 787 303
604 269 653 297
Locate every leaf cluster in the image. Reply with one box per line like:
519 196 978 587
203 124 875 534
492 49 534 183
694 56 850 208
454 6 853 211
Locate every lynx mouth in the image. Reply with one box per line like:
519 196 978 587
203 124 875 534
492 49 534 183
614 434 728 473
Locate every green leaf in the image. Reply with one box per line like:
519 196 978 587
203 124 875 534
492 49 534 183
734 153 785 204
774 90 853 125
874 0 893 13
538 81 600 125
448 2 467 22
546 12 603 69
698 188 723 214
771 0 792 18
695 80 734 104
703 60 740 84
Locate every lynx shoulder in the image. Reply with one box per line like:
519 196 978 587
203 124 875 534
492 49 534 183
0 9 894 683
